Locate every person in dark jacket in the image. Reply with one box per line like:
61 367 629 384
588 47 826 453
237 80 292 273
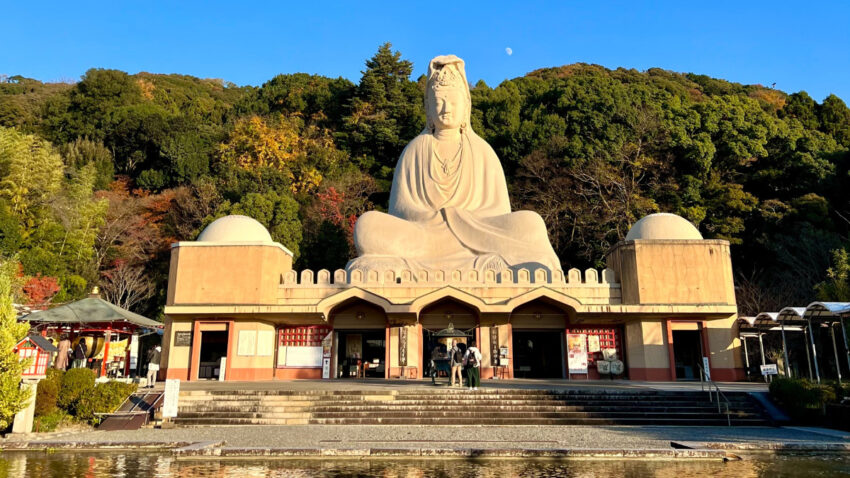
146 346 162 388
72 339 87 369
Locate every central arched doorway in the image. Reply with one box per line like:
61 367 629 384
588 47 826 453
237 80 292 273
329 299 387 379
510 299 569 379
419 298 478 378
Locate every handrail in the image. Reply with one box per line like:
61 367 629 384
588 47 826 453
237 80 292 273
699 363 732 426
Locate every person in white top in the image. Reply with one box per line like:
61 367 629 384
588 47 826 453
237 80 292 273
463 342 483 390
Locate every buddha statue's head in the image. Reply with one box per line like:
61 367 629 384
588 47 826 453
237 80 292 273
425 55 472 134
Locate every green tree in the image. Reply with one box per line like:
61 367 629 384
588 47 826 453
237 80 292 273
816 248 850 301
0 258 32 430
342 43 424 184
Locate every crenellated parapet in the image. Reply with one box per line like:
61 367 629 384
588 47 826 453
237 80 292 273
281 267 617 287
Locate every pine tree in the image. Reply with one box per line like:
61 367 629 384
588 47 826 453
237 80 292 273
342 43 424 184
0 258 32 431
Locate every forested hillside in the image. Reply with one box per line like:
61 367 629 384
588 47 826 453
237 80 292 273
2 43 849 318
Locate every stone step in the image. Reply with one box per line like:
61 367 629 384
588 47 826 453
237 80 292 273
172 417 767 426
179 402 744 412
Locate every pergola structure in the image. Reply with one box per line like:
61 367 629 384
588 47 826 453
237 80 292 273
22 295 162 377
744 303 850 383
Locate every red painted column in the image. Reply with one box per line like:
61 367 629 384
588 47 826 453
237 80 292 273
417 323 423 379
100 328 112 377
224 320 235 381
384 321 390 379
666 320 676 381
190 320 202 381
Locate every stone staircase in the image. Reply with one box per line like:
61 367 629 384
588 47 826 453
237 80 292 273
172 388 771 426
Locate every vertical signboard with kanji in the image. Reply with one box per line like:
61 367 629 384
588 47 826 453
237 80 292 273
567 334 588 375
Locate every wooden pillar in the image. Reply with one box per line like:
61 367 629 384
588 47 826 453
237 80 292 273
124 333 133 377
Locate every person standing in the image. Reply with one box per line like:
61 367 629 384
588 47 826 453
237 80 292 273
72 339 87 369
146 345 161 388
54 335 71 371
464 341 482 390
448 340 464 387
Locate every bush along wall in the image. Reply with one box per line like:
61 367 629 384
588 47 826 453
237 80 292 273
769 377 848 428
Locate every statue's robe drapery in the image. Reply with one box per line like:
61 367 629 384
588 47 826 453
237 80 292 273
348 131 561 273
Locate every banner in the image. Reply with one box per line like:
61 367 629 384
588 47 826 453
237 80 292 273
567 334 588 374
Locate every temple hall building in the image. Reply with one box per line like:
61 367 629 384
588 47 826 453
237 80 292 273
161 212 743 383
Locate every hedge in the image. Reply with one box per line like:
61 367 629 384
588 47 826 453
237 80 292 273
75 381 138 424
769 377 838 421
57 368 96 415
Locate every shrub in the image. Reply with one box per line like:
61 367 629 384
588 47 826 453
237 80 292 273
769 377 837 420
75 381 138 424
34 369 64 416
57 367 96 414
33 409 70 432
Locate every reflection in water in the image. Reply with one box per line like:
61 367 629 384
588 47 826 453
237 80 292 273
1 452 849 477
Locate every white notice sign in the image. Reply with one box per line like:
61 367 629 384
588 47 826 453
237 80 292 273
322 358 330 379
702 357 711 381
760 364 778 376
162 379 180 418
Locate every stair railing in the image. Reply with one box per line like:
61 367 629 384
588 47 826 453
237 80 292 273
699 363 732 427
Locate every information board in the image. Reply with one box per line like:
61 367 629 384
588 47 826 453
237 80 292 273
285 346 323 367
174 331 192 347
162 379 180 418
760 364 778 375
567 334 588 374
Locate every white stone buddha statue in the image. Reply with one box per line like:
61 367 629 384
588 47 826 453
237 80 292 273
346 55 561 275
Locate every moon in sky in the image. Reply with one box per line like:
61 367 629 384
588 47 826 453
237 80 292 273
505 47 513 56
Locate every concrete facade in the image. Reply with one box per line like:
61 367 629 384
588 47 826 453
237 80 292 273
161 232 744 383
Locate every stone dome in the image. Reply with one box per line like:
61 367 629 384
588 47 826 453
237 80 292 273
625 213 703 241
197 215 273 243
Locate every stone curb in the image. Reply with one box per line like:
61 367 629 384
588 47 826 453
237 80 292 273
671 441 850 452
182 447 728 459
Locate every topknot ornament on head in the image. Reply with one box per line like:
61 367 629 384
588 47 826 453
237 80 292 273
427 55 468 92
425 55 473 133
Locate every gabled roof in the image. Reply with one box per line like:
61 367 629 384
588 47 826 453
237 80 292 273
23 297 162 329
18 334 58 352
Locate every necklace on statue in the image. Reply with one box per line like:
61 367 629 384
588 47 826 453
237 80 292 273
434 139 462 174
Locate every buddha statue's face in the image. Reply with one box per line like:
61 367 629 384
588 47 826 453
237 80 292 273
430 87 467 131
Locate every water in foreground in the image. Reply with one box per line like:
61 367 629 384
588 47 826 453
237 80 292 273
1 452 850 477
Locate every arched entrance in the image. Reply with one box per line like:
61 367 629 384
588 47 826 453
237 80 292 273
420 299 478 378
329 299 387 379
510 299 570 379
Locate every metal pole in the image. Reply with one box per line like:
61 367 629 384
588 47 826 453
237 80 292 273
742 336 750 377
780 318 791 378
831 323 842 382
804 327 814 380
758 330 768 383
807 318 821 384
841 316 850 378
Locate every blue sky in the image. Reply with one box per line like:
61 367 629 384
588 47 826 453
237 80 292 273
2 1 849 101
